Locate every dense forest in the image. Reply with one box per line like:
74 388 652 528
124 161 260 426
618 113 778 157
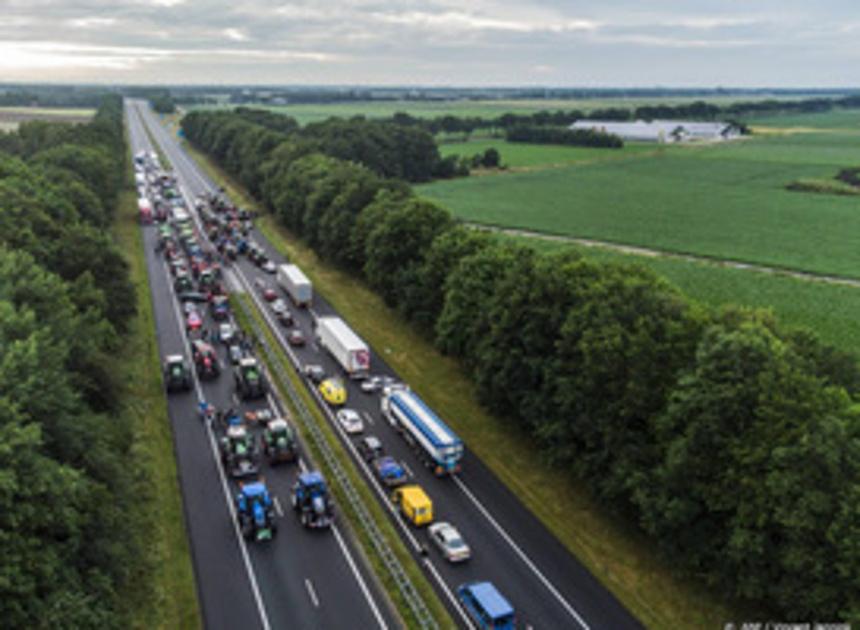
0 96 144 627
183 107 860 622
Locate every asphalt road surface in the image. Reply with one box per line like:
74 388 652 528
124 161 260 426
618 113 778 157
127 101 398 630
134 99 644 630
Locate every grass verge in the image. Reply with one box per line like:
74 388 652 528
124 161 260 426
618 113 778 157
114 187 200 628
183 140 744 629
231 294 454 629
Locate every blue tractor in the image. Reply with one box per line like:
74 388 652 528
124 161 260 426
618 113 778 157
291 471 334 529
236 481 277 541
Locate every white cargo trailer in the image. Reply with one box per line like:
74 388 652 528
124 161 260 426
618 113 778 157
277 264 312 307
316 316 370 378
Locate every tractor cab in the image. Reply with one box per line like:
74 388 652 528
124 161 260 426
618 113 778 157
164 354 192 393
220 425 259 479
262 418 298 464
236 481 277 541
291 471 334 529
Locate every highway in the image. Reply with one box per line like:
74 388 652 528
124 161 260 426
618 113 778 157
126 101 398 630
135 99 644 629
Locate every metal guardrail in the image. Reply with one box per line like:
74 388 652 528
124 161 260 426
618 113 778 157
231 293 439 630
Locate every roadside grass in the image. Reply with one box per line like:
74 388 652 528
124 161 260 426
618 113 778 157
185 141 743 630
231 294 455 630
418 132 860 279
504 233 860 358
113 188 200 629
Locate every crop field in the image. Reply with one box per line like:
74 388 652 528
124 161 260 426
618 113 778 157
509 233 860 356
439 138 667 169
0 106 94 130
419 128 860 278
190 93 817 126
748 108 860 130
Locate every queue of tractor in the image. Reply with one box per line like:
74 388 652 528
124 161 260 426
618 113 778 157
136 149 334 541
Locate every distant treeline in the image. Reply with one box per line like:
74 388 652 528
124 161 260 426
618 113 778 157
183 107 456 182
0 86 118 108
370 93 860 137
506 125 623 148
183 107 860 623
0 96 145 626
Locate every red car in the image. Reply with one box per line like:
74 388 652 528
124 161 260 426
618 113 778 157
186 310 202 332
263 288 277 302
287 329 306 346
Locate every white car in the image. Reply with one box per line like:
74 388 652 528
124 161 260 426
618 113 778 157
262 260 277 274
219 322 235 344
428 522 471 563
271 299 288 315
361 376 383 394
336 408 364 434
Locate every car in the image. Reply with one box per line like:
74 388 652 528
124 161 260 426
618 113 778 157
177 291 208 303
336 408 363 434
358 435 384 461
428 522 471 563
373 456 407 487
263 288 277 302
319 378 347 406
271 299 287 315
262 260 277 274
186 310 202 332
218 322 235 344
457 582 514 629
163 354 192 393
287 329 305 346
361 376 383 394
304 364 326 384
210 295 230 321
228 343 244 365
183 301 198 315
276 310 293 326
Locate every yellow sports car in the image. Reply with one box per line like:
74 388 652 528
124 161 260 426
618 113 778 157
319 378 347 406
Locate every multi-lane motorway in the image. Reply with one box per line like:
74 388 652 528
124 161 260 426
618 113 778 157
127 101 397 630
129 98 643 629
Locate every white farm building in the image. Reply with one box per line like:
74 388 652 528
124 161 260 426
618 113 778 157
570 120 742 143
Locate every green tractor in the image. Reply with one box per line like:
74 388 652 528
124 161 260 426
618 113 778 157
262 418 298 465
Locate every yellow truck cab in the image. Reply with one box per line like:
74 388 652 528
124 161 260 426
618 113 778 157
391 485 433 526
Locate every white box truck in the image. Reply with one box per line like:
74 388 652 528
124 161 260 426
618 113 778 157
277 264 312 307
316 316 370 378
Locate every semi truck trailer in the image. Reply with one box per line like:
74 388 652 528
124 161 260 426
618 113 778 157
381 386 464 476
277 264 312 307
316 316 370 378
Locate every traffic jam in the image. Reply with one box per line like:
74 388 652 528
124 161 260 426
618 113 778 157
136 146 517 627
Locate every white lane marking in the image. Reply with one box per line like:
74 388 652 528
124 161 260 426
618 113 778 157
305 578 320 608
362 411 375 426
140 105 391 630
454 476 591 630
401 462 414 479
423 558 476 630
273 497 284 518
157 239 272 630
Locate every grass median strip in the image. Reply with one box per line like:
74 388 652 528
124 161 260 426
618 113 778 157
184 141 747 629
230 293 454 630
114 187 200 629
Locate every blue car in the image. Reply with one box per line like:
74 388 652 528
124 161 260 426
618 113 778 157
373 456 407 487
457 581 515 630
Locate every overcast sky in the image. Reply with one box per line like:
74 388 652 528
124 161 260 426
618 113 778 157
1 0 858 86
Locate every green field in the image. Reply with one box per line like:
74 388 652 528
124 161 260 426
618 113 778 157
419 130 860 278
439 138 666 168
749 108 860 130
190 94 818 126
508 233 860 356
0 106 94 131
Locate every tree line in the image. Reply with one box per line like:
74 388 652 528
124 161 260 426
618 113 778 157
0 96 144 627
182 109 860 622
506 125 623 148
